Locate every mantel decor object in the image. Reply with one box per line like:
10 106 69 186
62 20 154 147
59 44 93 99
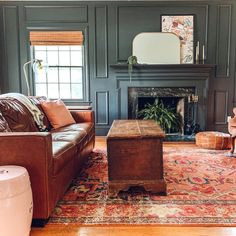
161 15 194 64
132 32 180 64
195 42 206 64
202 44 205 63
195 41 200 63
127 55 137 83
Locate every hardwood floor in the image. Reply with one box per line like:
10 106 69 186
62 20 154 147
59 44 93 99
31 225 236 236
30 136 236 236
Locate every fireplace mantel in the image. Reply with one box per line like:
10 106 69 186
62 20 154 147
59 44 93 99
110 63 216 78
110 63 215 70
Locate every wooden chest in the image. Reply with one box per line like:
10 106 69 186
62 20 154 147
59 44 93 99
107 120 166 196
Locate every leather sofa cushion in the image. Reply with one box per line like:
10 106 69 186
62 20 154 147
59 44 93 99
0 112 11 132
52 141 77 175
51 123 94 146
73 123 95 147
55 123 94 133
0 98 39 132
51 130 87 145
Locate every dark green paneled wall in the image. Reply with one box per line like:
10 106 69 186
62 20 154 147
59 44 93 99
0 1 235 134
117 5 208 61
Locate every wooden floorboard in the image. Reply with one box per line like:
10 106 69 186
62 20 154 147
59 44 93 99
30 225 236 236
30 136 236 236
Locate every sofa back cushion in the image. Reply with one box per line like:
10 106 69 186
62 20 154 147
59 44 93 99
0 111 11 132
0 98 39 132
40 99 76 129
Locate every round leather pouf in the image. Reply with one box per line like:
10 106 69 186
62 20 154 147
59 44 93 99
195 131 231 150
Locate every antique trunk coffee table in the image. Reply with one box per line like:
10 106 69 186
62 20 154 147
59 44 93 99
107 119 167 196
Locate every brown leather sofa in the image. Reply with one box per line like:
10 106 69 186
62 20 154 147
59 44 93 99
0 95 95 226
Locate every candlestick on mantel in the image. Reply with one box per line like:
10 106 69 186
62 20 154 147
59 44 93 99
195 41 200 63
202 45 205 62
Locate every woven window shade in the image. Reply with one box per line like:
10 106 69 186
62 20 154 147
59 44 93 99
29 31 83 46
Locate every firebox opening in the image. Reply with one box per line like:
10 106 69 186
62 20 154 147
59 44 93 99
137 96 184 134
128 87 198 137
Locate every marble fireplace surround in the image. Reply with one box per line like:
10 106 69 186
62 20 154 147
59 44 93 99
111 64 215 131
128 87 196 134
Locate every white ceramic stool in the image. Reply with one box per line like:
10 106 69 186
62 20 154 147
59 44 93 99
0 165 33 236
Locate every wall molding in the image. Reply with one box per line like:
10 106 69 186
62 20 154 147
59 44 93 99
24 5 88 23
95 90 109 125
215 4 232 78
214 90 228 124
94 5 108 78
2 5 21 91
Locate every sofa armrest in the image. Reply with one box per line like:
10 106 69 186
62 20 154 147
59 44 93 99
70 110 94 123
0 132 52 163
0 132 53 219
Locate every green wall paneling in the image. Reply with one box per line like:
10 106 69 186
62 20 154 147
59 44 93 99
24 5 88 23
2 5 21 92
95 5 108 78
215 5 232 78
0 1 236 134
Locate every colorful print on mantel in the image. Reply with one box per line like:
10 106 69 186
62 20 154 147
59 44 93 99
161 15 194 64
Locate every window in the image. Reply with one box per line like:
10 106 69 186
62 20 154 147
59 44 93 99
30 31 85 100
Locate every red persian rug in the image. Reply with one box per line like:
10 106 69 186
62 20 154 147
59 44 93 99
49 146 236 225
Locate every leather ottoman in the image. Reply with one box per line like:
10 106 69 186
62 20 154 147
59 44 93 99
195 131 231 150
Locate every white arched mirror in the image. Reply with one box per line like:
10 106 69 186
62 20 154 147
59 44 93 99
132 32 181 64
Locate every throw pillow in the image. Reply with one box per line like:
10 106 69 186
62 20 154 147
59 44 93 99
40 99 76 129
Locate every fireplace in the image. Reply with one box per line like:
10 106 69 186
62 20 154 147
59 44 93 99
108 63 215 136
128 87 198 135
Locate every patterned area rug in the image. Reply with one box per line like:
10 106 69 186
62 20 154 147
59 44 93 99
49 146 236 225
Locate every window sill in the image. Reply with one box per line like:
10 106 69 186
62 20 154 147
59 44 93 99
67 105 92 110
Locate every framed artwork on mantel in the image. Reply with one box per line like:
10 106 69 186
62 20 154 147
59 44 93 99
161 15 194 64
